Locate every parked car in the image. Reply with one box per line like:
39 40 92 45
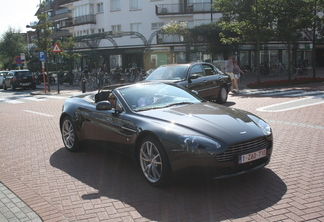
0 71 9 88
144 62 231 104
3 69 36 91
60 82 273 187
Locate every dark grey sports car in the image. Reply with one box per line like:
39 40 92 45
60 82 273 187
144 62 231 104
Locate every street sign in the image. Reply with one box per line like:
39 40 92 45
38 51 46 62
20 53 25 60
52 43 62 52
14 56 22 64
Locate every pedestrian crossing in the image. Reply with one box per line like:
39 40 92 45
240 89 324 98
0 94 70 105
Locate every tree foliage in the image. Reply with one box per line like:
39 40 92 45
0 27 26 70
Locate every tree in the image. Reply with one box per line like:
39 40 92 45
54 36 81 73
0 27 26 70
301 0 324 77
160 21 191 62
213 0 277 83
273 0 313 81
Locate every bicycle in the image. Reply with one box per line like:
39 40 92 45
292 65 308 76
78 72 100 91
127 63 145 83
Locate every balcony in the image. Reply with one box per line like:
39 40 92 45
58 0 80 6
73 14 96 26
52 8 72 21
50 29 72 39
60 18 73 28
156 3 216 15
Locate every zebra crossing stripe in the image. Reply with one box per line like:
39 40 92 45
0 98 24 104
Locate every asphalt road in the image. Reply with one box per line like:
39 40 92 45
0 80 323 221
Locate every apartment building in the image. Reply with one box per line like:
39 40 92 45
28 0 318 72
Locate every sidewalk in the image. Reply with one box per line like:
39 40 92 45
238 67 324 91
0 182 42 222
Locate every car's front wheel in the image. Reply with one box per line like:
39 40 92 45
138 136 172 187
61 116 81 152
216 85 228 104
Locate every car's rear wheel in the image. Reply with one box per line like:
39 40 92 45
61 116 81 152
138 136 172 187
216 85 228 104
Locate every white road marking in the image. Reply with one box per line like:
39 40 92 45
265 119 324 130
257 94 324 112
23 110 54 117
0 98 24 104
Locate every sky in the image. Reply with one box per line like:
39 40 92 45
0 0 40 36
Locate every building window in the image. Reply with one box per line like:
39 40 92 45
130 0 142 10
112 25 121 32
111 0 121 11
74 4 94 17
98 28 105 33
151 22 164 30
97 3 103 13
130 23 142 34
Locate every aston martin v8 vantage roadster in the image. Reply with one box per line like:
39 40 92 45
60 82 273 186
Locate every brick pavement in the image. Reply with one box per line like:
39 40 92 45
0 67 323 222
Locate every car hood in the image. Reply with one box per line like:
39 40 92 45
139 102 266 144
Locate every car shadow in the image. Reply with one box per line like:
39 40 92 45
223 101 236 107
50 146 287 221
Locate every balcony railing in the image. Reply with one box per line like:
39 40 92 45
58 0 80 6
50 29 71 39
156 3 216 15
73 14 96 26
52 8 72 21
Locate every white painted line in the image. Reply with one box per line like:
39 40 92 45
3 99 23 104
257 95 324 112
284 91 323 97
22 97 46 101
261 90 304 96
23 110 54 117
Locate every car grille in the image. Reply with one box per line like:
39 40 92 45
216 137 271 162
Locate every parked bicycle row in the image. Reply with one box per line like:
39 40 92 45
242 61 309 77
34 63 148 91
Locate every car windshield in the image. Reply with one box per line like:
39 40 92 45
14 71 31 77
145 65 188 81
118 83 203 111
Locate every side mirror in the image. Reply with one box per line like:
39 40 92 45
96 101 112 110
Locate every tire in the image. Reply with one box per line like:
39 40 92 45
61 116 81 152
138 136 172 187
50 77 56 84
216 85 228 104
291 67 298 76
3 82 7 90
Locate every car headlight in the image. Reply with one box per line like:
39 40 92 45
178 135 221 151
248 115 271 136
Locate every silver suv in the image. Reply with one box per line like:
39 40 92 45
0 71 9 88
